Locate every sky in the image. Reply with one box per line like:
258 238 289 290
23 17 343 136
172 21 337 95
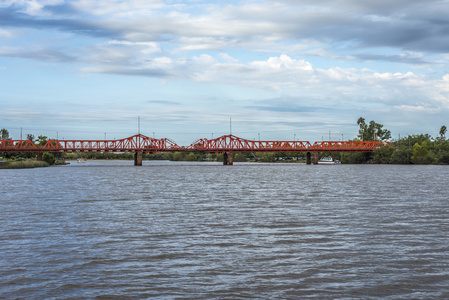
1 0 449 145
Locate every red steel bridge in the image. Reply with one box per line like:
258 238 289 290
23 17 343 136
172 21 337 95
1 134 390 165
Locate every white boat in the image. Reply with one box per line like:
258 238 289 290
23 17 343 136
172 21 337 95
318 156 340 165
77 158 87 163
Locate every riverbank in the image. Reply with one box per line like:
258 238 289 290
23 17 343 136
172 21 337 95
0 160 49 169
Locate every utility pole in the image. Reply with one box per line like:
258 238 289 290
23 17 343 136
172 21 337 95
230 117 232 135
374 123 378 140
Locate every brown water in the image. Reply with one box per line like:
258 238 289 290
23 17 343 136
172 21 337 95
1 161 448 299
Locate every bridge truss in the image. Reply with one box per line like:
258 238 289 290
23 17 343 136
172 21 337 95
1 134 389 153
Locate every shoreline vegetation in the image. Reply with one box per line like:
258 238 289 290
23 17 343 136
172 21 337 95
0 160 49 169
2 118 449 167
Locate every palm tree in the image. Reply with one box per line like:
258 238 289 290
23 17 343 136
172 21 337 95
357 117 366 141
357 117 365 128
440 125 447 138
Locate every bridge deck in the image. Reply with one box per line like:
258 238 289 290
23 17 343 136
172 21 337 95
0 134 389 153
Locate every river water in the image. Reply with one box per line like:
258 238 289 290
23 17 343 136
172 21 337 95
1 161 448 299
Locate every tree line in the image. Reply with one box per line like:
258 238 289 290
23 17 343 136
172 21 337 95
334 118 449 164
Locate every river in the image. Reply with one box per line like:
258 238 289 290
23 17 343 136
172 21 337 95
1 161 448 299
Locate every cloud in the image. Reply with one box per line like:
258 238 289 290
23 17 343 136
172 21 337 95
2 0 449 55
74 52 449 113
106 40 162 53
0 46 76 62
0 5 117 38
247 96 331 113
79 66 172 77
393 105 439 113
146 100 181 106
2 0 64 16
69 0 165 17
2 1 449 142
0 28 15 38
353 52 432 65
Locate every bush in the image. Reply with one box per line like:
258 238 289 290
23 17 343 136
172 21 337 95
372 145 395 164
411 142 433 164
42 153 55 165
439 152 449 164
389 147 412 164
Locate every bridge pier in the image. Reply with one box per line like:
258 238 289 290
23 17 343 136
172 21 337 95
223 152 233 165
306 152 311 165
36 152 43 161
134 152 143 166
313 152 319 164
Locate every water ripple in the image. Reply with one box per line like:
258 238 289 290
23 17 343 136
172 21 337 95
1 162 449 299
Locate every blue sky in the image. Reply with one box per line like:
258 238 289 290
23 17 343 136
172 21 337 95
1 0 449 144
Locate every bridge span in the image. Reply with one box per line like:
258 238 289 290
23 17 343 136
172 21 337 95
1 134 389 165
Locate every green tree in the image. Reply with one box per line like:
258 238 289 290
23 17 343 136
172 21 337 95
357 117 365 129
36 135 48 146
433 138 449 164
372 145 395 164
172 151 187 161
341 152 371 164
1 128 10 140
411 142 433 164
440 125 447 138
438 152 449 164
389 146 413 164
357 119 391 141
260 153 276 162
27 134 35 142
42 152 55 165
233 153 248 162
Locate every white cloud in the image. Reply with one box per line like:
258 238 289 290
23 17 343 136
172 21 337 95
0 29 15 38
218 53 238 63
106 40 162 54
77 52 448 110
1 0 63 16
320 67 361 82
251 54 313 71
393 105 438 113
70 0 164 17
442 74 449 82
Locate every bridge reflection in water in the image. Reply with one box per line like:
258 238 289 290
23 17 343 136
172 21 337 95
0 134 389 166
